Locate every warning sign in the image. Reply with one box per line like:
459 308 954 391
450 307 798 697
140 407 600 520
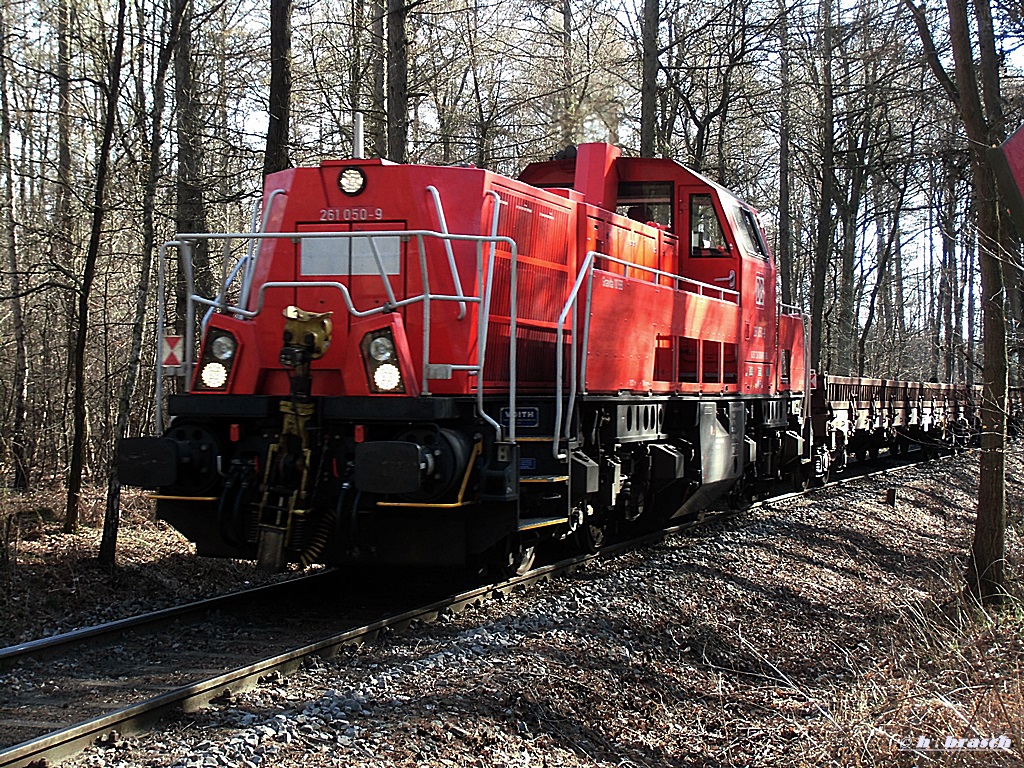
161 335 184 368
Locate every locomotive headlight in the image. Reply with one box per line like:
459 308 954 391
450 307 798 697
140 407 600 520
338 167 367 196
368 335 394 361
194 327 239 391
360 327 406 394
210 334 237 361
373 363 402 391
200 361 228 389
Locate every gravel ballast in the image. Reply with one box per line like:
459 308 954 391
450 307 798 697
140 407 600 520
4 450 1023 767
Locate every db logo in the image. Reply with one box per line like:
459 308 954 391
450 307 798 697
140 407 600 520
754 274 766 307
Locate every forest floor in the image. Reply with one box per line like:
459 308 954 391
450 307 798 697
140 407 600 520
0 486 298 646
1 448 1022 767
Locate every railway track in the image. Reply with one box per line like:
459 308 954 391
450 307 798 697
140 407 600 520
0 448 953 768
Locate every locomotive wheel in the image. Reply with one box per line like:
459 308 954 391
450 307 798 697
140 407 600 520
514 545 537 576
483 537 536 579
831 445 848 473
574 520 606 554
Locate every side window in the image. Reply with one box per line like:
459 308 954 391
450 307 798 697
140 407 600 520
690 194 729 256
735 206 769 260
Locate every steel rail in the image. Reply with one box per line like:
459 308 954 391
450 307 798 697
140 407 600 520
0 560 584 768
0 448 963 768
0 571 334 668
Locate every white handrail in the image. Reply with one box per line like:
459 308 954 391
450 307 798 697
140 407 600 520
594 252 741 302
426 185 468 319
476 190 504 440
241 188 287 311
553 251 599 460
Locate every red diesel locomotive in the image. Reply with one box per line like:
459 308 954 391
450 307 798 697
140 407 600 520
118 143 963 572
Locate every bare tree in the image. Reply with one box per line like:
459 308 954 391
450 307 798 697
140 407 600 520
100 0 185 565
65 0 128 533
386 0 407 162
265 0 293 175
0 0 28 491
907 0 1008 603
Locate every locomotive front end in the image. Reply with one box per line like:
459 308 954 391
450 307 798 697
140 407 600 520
120 158 525 570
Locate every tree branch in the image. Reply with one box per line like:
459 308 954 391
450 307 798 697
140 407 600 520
903 0 960 107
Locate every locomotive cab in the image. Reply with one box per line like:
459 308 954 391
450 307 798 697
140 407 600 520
519 144 789 398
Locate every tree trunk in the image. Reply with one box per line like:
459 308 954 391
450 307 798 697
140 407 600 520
175 0 211 337
946 0 1007 603
858 176 906 375
264 0 292 176
65 0 128 533
778 2 793 308
558 0 574 147
639 0 658 157
100 0 184 565
837 198 859 374
386 0 407 162
57 0 75 507
370 0 386 157
0 0 29 492
809 0 834 372
940 166 956 382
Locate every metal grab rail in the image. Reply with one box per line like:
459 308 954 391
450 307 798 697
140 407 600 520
156 225 517 438
592 253 742 302
476 190 506 439
552 251 598 460
200 189 288 333
426 186 468 319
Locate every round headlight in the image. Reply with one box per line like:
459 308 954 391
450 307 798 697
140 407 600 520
210 334 236 361
338 167 366 196
373 363 401 391
200 361 228 389
368 336 394 362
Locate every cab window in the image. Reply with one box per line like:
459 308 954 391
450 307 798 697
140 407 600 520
617 181 673 228
690 194 729 256
734 205 769 260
